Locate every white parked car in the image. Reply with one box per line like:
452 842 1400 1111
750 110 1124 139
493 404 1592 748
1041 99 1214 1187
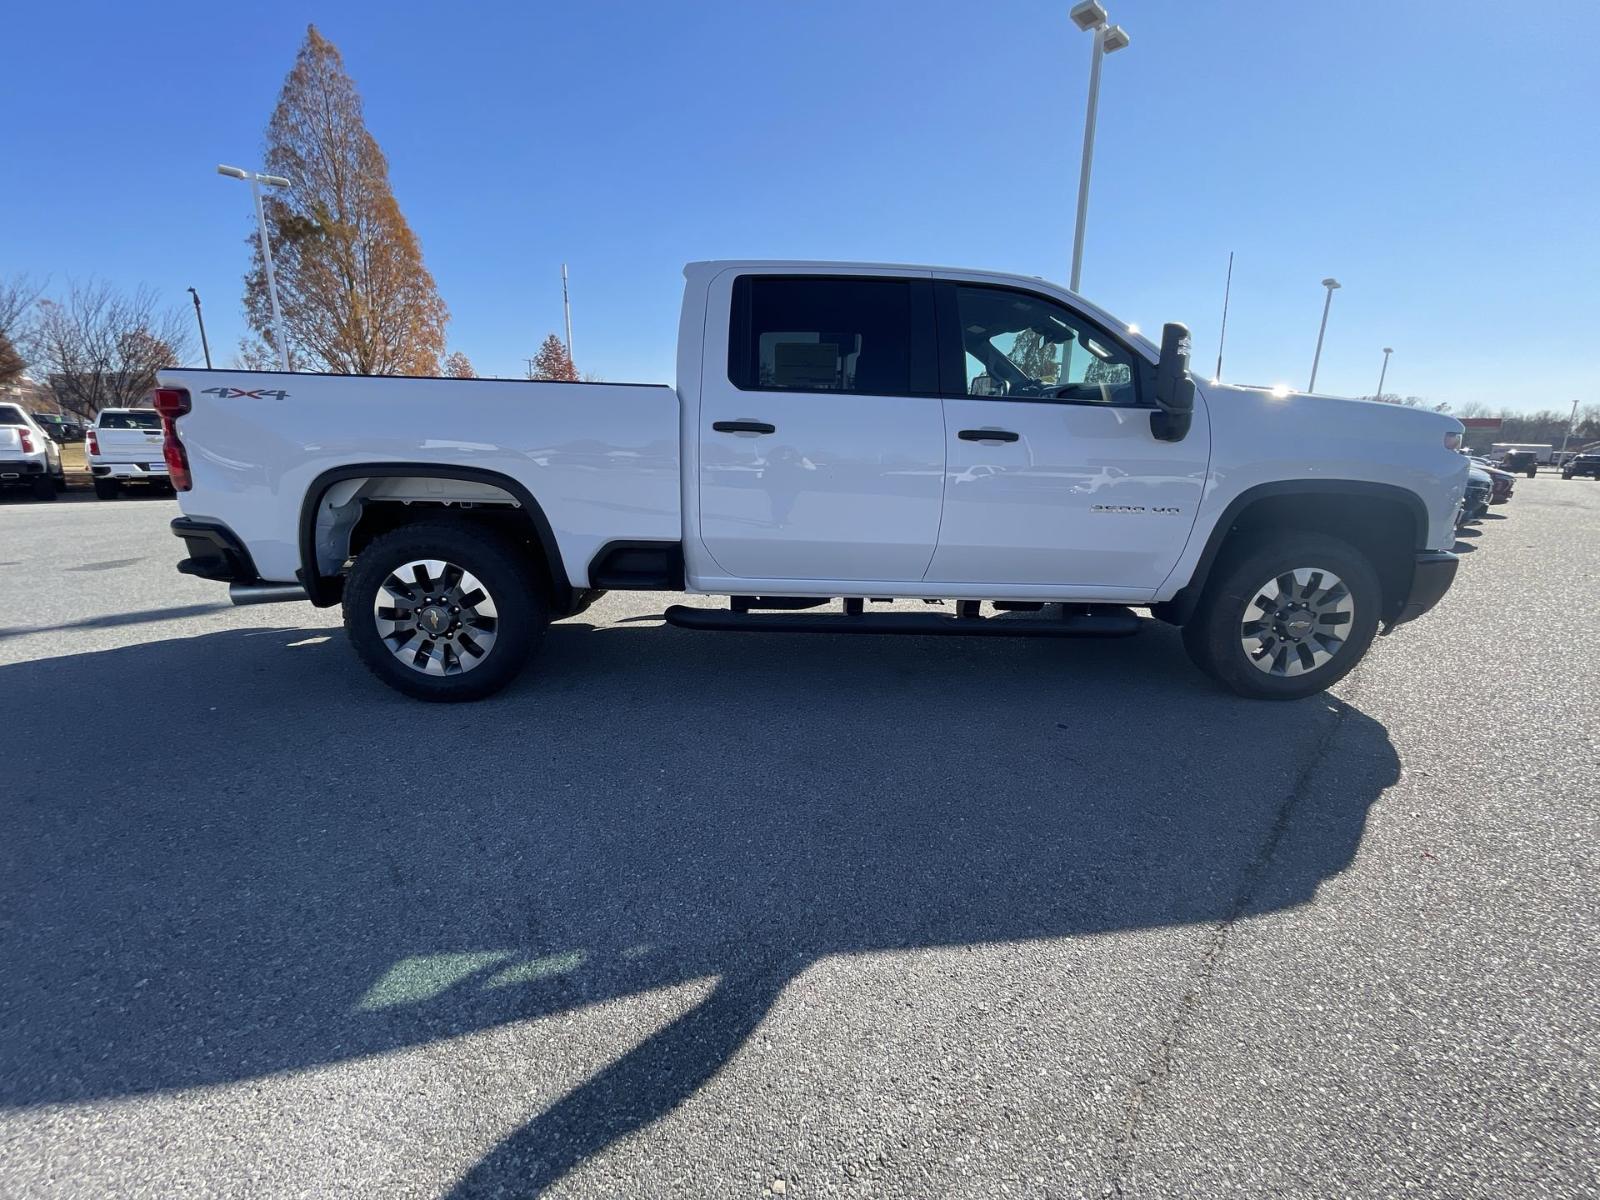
156 260 1469 702
87 407 170 499
0 402 65 499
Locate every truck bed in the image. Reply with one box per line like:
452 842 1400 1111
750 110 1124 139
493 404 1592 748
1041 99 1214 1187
158 370 683 585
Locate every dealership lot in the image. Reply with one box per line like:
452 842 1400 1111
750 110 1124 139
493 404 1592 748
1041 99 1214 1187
2 482 1595 1199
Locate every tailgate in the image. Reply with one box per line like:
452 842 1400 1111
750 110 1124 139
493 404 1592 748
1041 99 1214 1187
0 427 22 453
96 426 165 460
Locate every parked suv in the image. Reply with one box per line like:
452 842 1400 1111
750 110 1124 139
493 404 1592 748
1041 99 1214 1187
1497 450 1538 478
1562 453 1600 480
0 403 66 499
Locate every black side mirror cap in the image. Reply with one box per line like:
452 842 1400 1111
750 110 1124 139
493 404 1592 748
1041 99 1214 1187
1151 321 1195 442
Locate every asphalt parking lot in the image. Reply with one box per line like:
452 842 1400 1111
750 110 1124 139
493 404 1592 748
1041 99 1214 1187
2 480 1596 1199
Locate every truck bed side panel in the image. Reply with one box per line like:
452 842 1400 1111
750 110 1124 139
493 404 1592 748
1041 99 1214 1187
158 372 682 586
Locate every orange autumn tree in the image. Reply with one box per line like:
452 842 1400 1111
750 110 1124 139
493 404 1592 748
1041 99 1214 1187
528 333 577 381
244 25 448 375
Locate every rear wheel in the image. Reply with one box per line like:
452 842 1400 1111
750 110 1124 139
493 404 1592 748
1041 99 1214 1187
93 478 119 500
1183 532 1381 700
30 474 56 500
343 519 548 702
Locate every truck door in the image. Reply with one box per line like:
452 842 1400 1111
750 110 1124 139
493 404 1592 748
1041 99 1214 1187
697 273 946 582
925 281 1209 592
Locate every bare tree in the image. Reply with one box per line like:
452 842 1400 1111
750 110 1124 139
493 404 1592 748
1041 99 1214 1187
231 337 279 371
31 280 192 420
0 274 43 386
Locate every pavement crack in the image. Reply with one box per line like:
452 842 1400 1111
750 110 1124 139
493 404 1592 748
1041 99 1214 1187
1100 691 1358 1197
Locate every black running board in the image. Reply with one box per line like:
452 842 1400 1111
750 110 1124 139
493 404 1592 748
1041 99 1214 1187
663 604 1142 638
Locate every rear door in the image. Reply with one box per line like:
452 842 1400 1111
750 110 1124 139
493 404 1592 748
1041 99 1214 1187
926 280 1209 592
697 273 946 582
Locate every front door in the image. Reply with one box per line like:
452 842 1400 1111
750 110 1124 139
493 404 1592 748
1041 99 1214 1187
925 281 1209 592
698 274 946 582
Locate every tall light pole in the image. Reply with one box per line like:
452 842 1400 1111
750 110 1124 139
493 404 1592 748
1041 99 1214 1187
1557 395 1582 461
1068 1 1130 293
1307 277 1341 393
186 287 212 369
561 263 574 363
1374 346 1393 402
217 164 292 371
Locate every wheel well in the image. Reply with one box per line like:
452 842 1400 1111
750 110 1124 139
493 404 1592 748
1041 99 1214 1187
1163 488 1422 625
300 471 572 613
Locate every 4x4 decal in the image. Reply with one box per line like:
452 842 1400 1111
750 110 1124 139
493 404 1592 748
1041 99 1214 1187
200 386 290 400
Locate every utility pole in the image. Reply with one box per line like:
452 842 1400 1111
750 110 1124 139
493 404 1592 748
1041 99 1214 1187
187 287 212 369
1374 346 1393 402
1214 251 1233 382
562 264 574 364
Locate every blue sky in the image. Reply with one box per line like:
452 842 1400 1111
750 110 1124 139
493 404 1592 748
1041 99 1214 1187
4 1 1595 411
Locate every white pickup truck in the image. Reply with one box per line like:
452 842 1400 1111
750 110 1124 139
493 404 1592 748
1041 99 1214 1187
157 260 1467 702
0 403 66 499
86 407 170 498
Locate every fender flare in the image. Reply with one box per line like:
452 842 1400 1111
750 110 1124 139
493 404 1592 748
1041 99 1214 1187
1160 479 1428 624
296 462 572 610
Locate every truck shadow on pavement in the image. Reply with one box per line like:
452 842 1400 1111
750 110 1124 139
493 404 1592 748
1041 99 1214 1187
0 616 1400 1197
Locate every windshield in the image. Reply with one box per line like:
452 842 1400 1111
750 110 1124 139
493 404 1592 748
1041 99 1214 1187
98 410 161 430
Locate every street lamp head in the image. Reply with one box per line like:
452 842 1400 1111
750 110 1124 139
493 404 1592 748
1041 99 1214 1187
216 164 247 179
1322 277 1341 289
1101 24 1131 52
1070 0 1108 31
259 174 291 188
1383 346 1393 355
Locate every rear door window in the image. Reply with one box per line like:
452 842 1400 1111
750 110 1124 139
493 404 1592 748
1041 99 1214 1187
729 276 937 396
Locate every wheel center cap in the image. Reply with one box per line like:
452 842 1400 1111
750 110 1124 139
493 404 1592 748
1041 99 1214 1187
419 605 451 636
1284 613 1315 640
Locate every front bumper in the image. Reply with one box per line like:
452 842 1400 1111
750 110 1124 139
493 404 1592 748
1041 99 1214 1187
1386 550 1459 630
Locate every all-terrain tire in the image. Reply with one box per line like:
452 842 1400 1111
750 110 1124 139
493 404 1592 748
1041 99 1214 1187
343 518 548 702
1182 531 1382 700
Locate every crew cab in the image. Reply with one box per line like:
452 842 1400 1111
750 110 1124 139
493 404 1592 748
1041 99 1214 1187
0 403 65 499
156 261 1468 702
87 407 171 498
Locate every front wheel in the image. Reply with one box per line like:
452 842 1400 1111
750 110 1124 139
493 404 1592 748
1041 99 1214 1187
1182 532 1382 700
343 518 548 702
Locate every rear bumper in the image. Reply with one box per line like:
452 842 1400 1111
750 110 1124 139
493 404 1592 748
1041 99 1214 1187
171 517 261 584
92 461 169 481
0 457 47 478
1387 550 1458 630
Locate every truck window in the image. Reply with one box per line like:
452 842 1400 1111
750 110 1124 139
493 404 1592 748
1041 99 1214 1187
730 276 920 397
98 411 162 430
952 285 1139 406
0 405 25 426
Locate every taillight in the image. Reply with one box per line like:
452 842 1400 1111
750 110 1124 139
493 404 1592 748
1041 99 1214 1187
149 387 193 491
86 428 100 455
1444 431 1463 450
18 429 32 453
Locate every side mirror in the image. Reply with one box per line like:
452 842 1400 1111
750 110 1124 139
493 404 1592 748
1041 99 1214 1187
1150 321 1195 443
